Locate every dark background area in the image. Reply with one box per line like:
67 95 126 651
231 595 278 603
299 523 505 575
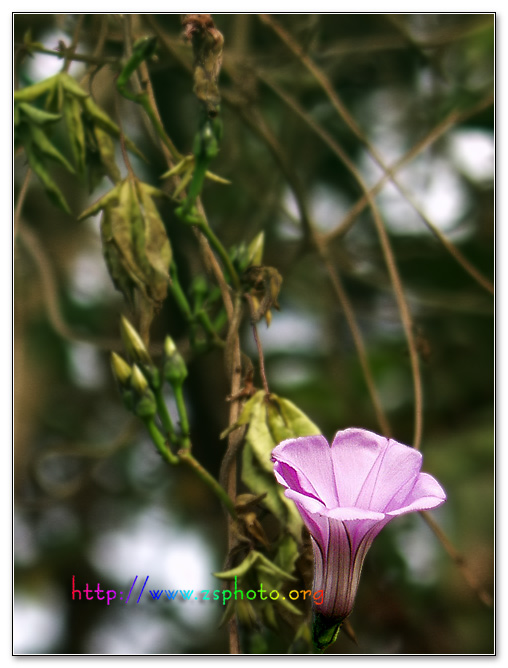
14 13 493 654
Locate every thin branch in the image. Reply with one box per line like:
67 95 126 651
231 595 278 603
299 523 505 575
17 42 118 67
316 240 392 437
79 15 110 89
61 14 85 73
16 222 122 351
136 18 243 652
420 511 493 608
225 83 397 443
322 92 494 243
259 70 494 296
258 15 494 296
14 168 31 238
245 294 270 396
223 294 244 656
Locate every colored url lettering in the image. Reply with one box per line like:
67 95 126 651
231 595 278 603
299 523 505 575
71 575 324 606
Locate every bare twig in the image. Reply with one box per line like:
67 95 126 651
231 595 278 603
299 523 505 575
16 223 121 351
61 14 85 74
316 239 392 437
420 511 493 608
137 17 243 652
259 71 494 296
258 15 494 297
221 84 392 437
14 168 31 238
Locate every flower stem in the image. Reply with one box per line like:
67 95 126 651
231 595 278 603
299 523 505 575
178 449 237 519
169 261 193 322
143 417 179 466
196 219 241 291
173 384 191 451
154 388 177 443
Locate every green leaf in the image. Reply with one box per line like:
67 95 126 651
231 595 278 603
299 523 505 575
16 102 62 125
235 391 321 542
14 76 58 103
135 182 172 302
77 182 122 220
25 147 71 213
59 72 89 99
28 124 75 174
82 96 121 135
93 125 121 183
242 438 291 525
82 97 145 161
267 396 320 444
63 94 86 176
246 394 277 474
220 390 264 439
277 397 321 438
45 77 64 113
273 533 300 577
213 551 259 580
80 178 172 309
214 550 296 582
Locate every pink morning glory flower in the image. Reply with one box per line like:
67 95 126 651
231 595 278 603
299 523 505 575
271 428 446 648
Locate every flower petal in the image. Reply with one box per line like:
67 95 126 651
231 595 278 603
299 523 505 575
386 472 447 516
355 439 423 513
272 435 338 506
325 506 385 522
283 488 330 548
330 428 424 512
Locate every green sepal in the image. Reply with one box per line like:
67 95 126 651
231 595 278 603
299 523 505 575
312 612 342 652
134 392 157 419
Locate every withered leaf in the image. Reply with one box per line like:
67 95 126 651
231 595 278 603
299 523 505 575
79 178 172 310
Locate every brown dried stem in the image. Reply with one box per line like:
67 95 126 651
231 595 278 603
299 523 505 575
138 17 242 652
16 223 121 351
61 14 85 74
258 15 493 297
420 511 493 608
14 168 31 238
322 93 494 245
232 71 421 449
222 84 391 438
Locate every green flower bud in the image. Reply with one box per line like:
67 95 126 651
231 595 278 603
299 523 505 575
246 231 265 268
131 364 149 394
134 392 157 419
111 352 132 387
120 316 152 366
163 336 188 386
120 388 135 413
142 365 161 391
131 365 157 418
164 336 177 358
